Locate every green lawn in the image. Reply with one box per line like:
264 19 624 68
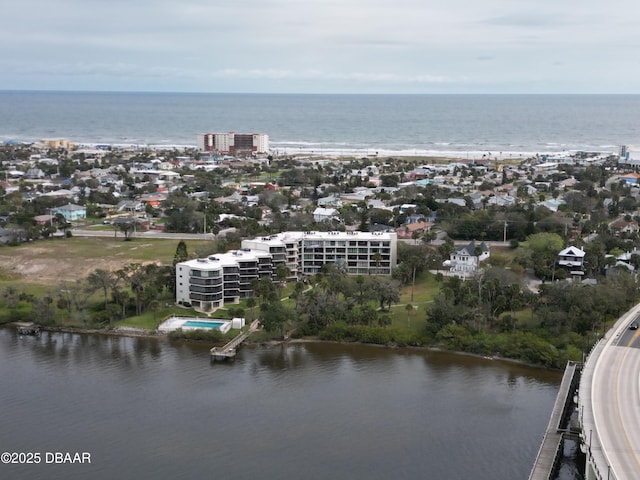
399 270 440 304
118 305 197 330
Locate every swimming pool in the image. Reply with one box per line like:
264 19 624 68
182 320 225 329
157 316 238 334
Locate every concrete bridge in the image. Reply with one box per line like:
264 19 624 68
529 303 640 480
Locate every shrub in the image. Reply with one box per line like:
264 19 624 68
168 328 225 342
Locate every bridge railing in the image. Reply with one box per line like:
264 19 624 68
576 303 640 480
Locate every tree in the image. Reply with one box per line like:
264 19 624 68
41 220 57 239
115 219 136 240
259 301 295 336
357 202 370 231
54 213 71 238
2 286 20 310
370 277 401 311
251 277 278 304
525 232 564 280
32 292 56 325
275 264 290 296
148 299 160 324
405 303 414 328
422 230 437 244
169 240 190 294
289 280 307 309
117 263 158 316
371 252 382 274
56 280 93 322
246 297 257 322
173 240 189 265
88 269 114 310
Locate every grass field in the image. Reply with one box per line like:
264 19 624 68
0 236 214 286
0 237 444 336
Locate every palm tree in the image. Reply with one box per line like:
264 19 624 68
372 253 382 274
88 269 113 310
275 264 290 297
246 297 257 322
405 303 414 328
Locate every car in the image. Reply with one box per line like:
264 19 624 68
630 321 638 330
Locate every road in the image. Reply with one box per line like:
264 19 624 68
591 316 640 479
71 227 236 241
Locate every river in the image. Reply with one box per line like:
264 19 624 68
0 328 565 480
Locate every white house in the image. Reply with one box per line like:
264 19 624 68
449 241 490 277
557 246 586 276
313 207 339 223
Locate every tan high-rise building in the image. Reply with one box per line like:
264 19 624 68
196 132 269 154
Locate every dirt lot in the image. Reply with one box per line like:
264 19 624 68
0 247 148 285
0 238 188 285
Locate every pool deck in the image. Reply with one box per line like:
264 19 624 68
157 316 231 333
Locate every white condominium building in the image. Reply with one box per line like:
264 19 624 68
176 230 397 310
176 248 273 309
242 230 397 277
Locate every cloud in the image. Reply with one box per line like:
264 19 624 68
213 68 449 84
3 0 640 93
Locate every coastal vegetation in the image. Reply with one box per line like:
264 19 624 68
3 142 640 368
2 234 637 369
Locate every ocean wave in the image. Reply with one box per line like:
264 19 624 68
271 146 578 159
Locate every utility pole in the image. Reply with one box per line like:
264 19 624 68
203 204 208 239
503 220 508 243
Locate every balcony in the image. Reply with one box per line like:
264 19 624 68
189 277 223 286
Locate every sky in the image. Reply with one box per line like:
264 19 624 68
2 0 640 94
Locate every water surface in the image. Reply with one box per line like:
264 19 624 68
0 329 561 480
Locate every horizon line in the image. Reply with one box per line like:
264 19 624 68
1 89 639 96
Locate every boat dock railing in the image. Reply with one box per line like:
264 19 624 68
210 320 260 361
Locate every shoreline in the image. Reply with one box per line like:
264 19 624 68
2 322 561 372
3 137 617 163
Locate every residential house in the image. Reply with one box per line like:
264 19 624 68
313 207 339 223
0 227 24 244
449 241 490 277
117 200 145 213
408 167 432 180
557 246 586 277
317 194 343 209
610 218 640 236
24 168 46 179
396 221 431 240
0 181 19 194
621 173 640 185
436 198 467 208
51 203 86 222
34 214 54 226
139 192 168 210
487 194 517 208
340 188 375 204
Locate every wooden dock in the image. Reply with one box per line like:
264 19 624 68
210 320 260 361
14 322 40 336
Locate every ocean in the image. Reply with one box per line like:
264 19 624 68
1 91 639 159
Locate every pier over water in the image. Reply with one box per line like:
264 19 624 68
210 319 260 361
